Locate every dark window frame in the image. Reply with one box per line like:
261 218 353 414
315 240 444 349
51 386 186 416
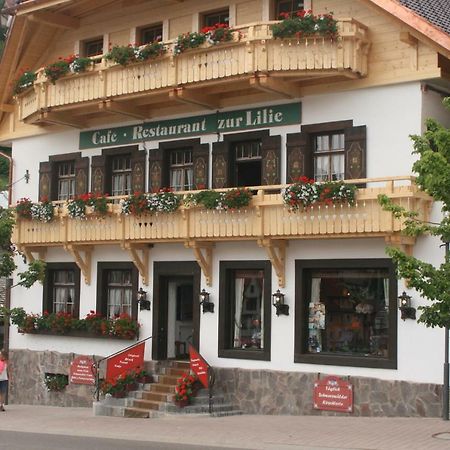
274 0 305 18
83 37 104 57
48 152 82 201
202 8 230 28
294 258 398 369
96 262 139 321
312 131 345 182
218 260 272 361
43 263 81 318
139 23 163 45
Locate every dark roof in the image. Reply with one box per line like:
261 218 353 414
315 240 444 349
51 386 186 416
399 0 450 35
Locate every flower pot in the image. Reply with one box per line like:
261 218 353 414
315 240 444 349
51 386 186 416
137 375 153 384
111 390 126 398
175 399 189 408
125 382 138 392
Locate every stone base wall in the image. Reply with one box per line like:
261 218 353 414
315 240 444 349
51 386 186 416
9 350 96 407
213 367 443 417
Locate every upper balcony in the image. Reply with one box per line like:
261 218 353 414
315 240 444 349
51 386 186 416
17 20 370 128
12 177 431 287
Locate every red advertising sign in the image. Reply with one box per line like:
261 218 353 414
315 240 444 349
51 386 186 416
189 345 209 388
105 342 145 383
70 356 96 385
313 376 353 413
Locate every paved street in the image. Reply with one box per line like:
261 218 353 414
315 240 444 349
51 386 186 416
0 405 450 450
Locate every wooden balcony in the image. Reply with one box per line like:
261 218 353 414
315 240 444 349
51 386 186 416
17 20 370 127
12 177 431 287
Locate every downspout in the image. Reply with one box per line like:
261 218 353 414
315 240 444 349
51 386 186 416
0 150 12 206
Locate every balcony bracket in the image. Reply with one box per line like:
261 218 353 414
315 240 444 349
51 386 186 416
185 241 214 286
65 245 92 285
37 110 87 129
123 243 150 286
19 246 47 264
99 100 149 120
258 239 287 288
250 74 301 99
385 234 416 257
169 87 219 110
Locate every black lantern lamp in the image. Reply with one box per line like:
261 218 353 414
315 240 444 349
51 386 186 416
272 289 289 316
137 287 151 311
199 289 214 313
398 291 416 320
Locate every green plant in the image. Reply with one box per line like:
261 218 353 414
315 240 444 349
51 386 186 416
44 373 68 392
69 56 93 73
184 188 252 210
44 57 74 83
105 45 138 66
138 41 166 60
110 313 140 339
174 373 198 405
15 198 33 219
13 70 37 95
201 23 233 45
121 192 148 216
173 32 206 55
31 200 54 222
272 10 338 40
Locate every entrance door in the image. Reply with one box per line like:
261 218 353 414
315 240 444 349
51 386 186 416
152 262 201 361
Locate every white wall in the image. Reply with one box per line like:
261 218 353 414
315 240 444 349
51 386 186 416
10 81 446 385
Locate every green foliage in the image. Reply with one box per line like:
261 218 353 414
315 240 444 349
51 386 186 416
184 188 253 210
105 45 137 66
17 260 46 288
44 373 68 392
13 71 37 95
379 97 450 328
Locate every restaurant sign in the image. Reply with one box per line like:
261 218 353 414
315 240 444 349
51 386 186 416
313 376 353 413
79 103 301 149
69 356 96 385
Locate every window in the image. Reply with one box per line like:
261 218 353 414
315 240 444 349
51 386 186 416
84 37 104 57
313 132 345 182
219 261 271 361
111 154 132 196
97 262 138 321
295 259 397 369
203 9 229 27
140 24 163 45
169 148 193 191
43 263 80 317
275 0 305 18
57 161 76 201
234 140 262 187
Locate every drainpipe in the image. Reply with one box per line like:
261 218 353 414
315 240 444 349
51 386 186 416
0 150 12 206
443 241 449 421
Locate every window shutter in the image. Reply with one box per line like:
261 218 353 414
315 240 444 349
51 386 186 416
75 157 89 197
261 135 281 185
344 125 366 180
38 161 52 201
91 155 107 195
212 141 229 189
148 148 164 192
286 132 313 183
131 150 146 193
192 143 209 190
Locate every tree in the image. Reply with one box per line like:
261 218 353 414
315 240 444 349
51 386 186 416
0 1 7 57
379 97 450 328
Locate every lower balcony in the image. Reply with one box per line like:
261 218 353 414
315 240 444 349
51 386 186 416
12 177 431 287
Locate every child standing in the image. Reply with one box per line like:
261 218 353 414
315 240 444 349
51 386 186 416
0 350 9 411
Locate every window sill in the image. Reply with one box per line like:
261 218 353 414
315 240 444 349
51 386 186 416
294 353 397 369
219 348 271 361
18 329 138 340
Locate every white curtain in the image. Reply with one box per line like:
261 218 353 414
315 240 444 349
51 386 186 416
259 279 264 349
186 168 194 190
234 278 245 348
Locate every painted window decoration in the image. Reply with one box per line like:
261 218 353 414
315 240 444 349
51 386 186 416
106 270 133 319
234 140 262 187
313 132 345 182
170 148 194 191
307 268 390 358
203 9 229 27
52 270 75 315
111 155 132 196
275 0 305 18
57 161 76 201
232 270 264 350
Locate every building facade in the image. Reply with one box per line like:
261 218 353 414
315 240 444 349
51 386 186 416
0 0 449 416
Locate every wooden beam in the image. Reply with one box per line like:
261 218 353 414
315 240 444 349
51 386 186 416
99 100 149 120
0 104 15 113
65 245 92 284
28 11 80 30
400 31 418 47
16 0 74 15
20 247 47 264
169 87 219 110
123 243 150 285
258 239 287 288
250 74 301 99
39 111 87 129
185 241 213 286
385 234 416 257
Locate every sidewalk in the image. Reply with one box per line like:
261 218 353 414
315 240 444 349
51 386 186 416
0 405 450 450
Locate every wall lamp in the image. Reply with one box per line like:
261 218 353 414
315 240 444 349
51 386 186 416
272 289 289 316
137 288 151 311
398 291 416 321
199 289 214 313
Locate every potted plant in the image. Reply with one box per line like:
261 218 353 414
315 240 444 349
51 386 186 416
44 373 68 392
15 198 33 219
13 70 37 95
136 369 153 384
173 373 198 407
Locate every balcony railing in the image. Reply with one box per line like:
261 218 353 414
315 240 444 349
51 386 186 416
17 19 369 124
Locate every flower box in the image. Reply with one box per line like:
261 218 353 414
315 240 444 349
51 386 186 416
17 328 136 340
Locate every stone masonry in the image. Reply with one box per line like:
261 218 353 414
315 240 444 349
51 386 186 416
213 367 443 418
